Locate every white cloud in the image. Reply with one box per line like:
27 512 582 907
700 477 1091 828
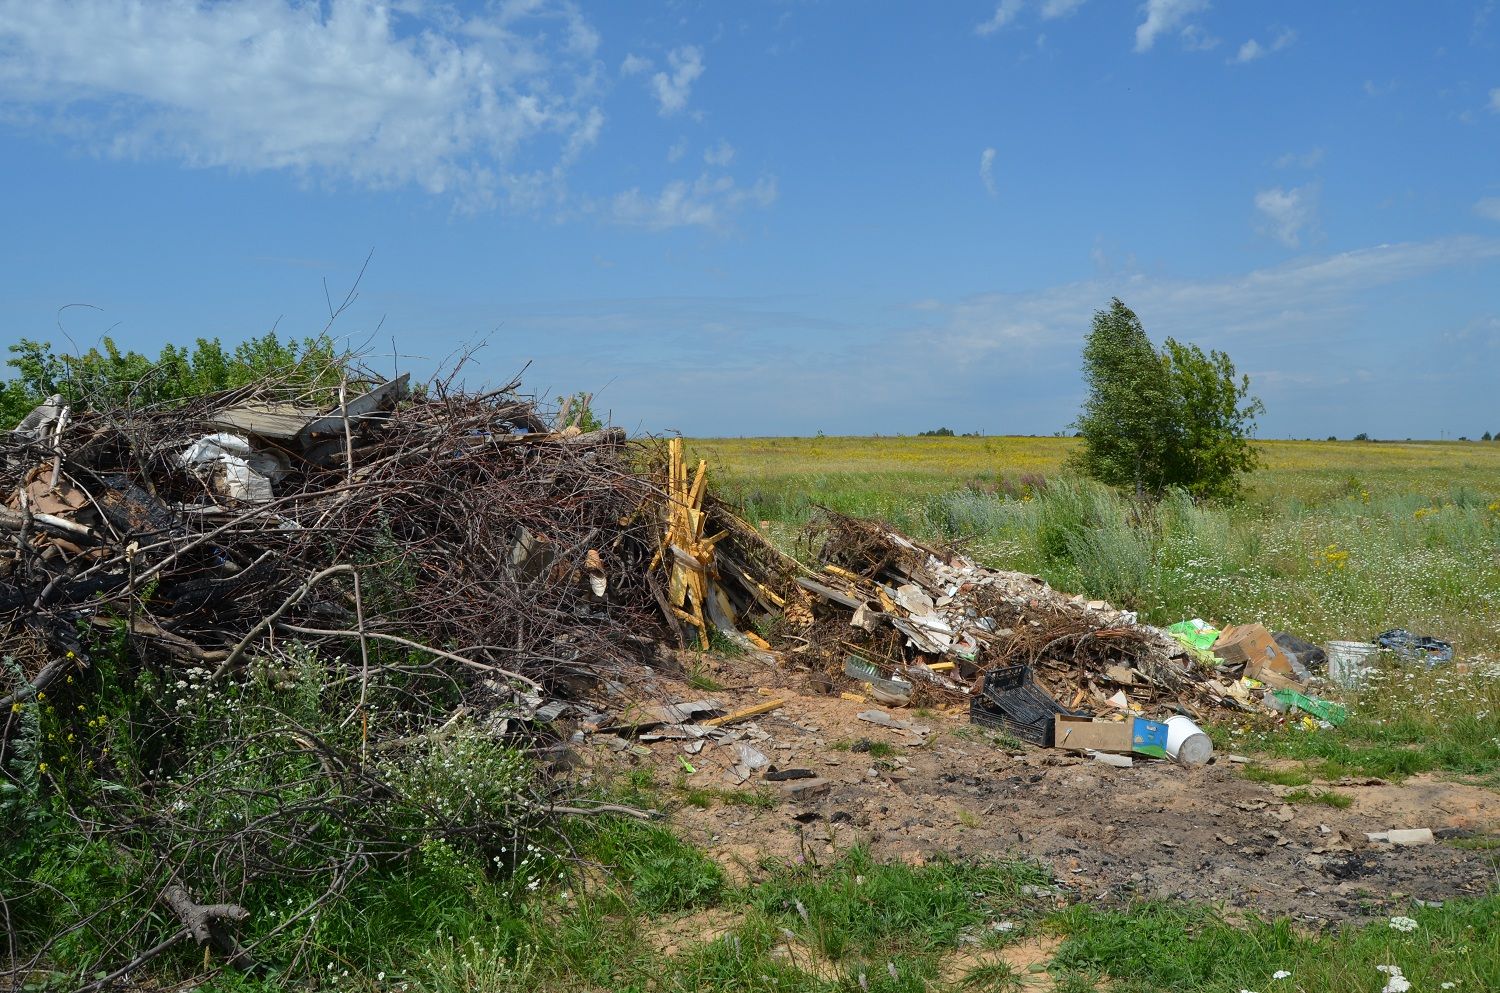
976 0 1086 36
1490 87 1500 112
703 139 735 167
1233 27 1296 63
1275 147 1325 169
1364 78 1397 97
0 0 605 207
666 137 689 163
621 53 653 76
909 237 1500 368
1254 184 1318 247
1135 0 1209 53
1476 197 1500 222
1179 24 1220 50
610 173 776 231
1040 0 1088 19
650 45 705 116
976 0 1025 36
979 147 998 197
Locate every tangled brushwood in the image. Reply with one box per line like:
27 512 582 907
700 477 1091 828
0 363 715 989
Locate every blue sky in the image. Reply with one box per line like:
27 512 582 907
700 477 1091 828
1 1 1498 439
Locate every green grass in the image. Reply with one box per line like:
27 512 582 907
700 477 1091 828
1218 664 1500 781
687 664 728 692
1051 896 1500 993
1283 787 1355 808
1241 763 1314 787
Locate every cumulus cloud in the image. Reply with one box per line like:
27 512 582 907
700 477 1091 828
650 46 705 116
1476 197 1500 222
620 52 653 75
1491 87 1500 112
703 139 735 167
0 0 606 207
610 173 776 231
975 0 1025 36
1134 0 1209 53
979 147 998 197
1233 27 1296 63
1254 184 1319 247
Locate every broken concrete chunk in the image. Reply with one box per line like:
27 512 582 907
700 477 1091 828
1366 828 1434 846
777 777 831 800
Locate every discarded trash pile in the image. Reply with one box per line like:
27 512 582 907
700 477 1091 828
789 513 1240 720
0 375 695 716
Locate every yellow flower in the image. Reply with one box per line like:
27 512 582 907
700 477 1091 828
9 703 21 714
37 762 48 774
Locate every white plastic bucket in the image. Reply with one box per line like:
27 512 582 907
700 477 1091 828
1326 641 1378 687
1164 715 1213 766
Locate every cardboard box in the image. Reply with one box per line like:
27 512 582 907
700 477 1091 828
1054 715 1131 753
1130 718 1169 758
1213 623 1295 679
1054 716 1169 756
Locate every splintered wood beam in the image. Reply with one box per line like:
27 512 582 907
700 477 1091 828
701 698 787 727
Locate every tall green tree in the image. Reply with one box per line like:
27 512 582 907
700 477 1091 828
1158 338 1264 501
1070 298 1263 502
1070 298 1175 498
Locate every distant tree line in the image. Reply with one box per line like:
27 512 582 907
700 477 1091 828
917 427 982 437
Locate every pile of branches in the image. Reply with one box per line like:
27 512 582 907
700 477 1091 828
1 372 667 714
0 367 671 988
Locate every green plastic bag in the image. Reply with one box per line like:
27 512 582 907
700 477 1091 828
1167 619 1221 652
1271 689 1348 727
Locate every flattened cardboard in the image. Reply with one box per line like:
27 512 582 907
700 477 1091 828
1213 623 1295 678
1054 715 1130 752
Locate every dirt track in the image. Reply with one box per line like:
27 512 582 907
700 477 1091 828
590 658 1500 926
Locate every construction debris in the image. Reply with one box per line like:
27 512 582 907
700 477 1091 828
789 512 1266 728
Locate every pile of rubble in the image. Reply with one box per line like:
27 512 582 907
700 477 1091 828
1 373 1325 760
788 512 1249 721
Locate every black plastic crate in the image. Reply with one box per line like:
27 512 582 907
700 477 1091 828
969 664 1073 746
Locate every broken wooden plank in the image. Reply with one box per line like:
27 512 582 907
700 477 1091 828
701 698 786 727
795 576 865 610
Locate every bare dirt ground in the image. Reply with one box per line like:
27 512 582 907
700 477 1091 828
581 653 1500 927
